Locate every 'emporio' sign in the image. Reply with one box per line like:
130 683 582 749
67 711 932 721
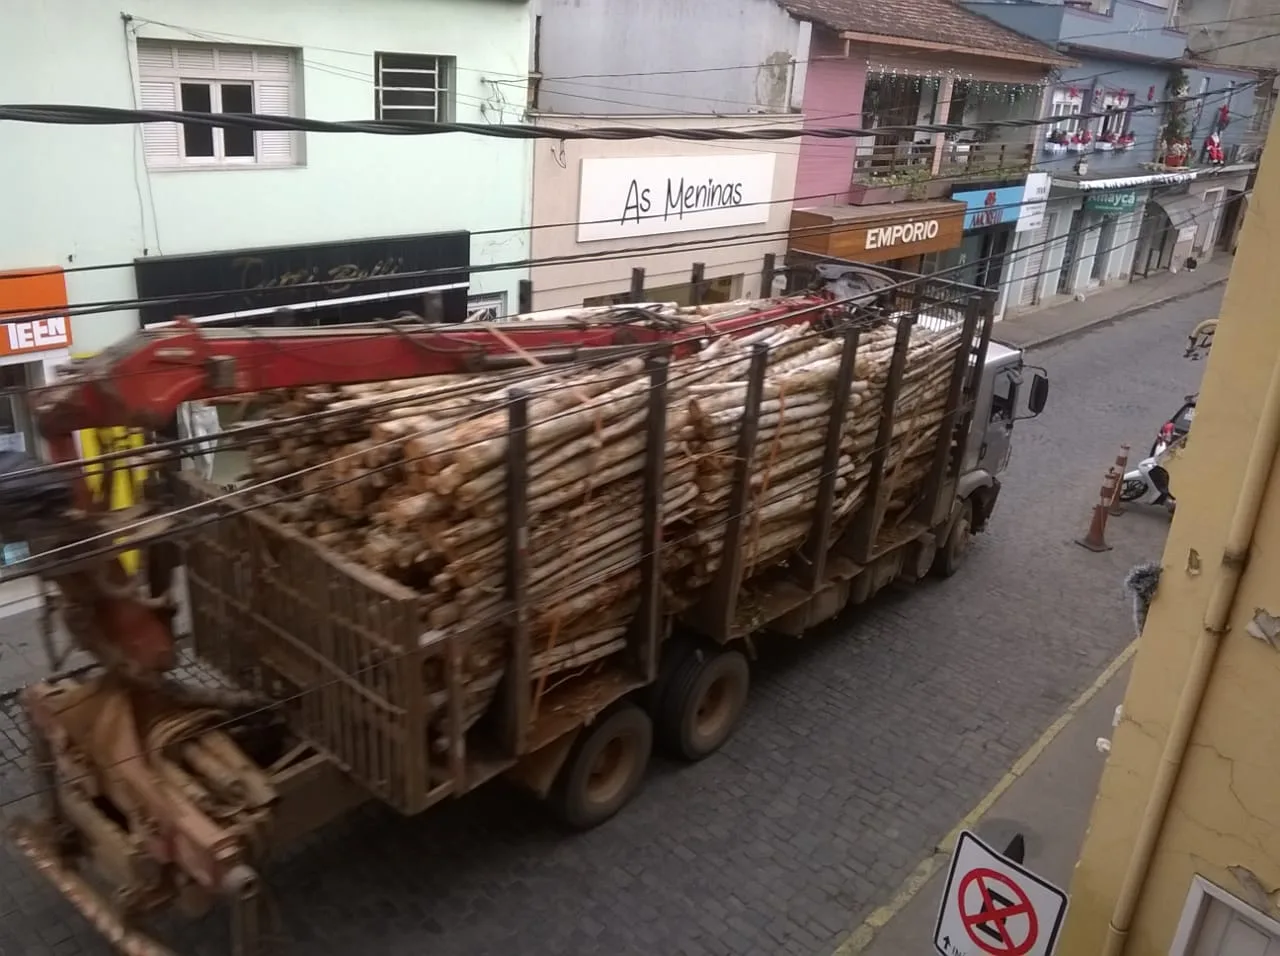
864 219 941 251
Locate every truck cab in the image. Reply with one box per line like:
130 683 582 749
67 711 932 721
960 341 1049 531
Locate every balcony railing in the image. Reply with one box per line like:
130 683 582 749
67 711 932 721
847 139 1035 204
938 142 1034 178
850 141 936 180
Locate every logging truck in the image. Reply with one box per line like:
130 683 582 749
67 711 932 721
1 262 1047 955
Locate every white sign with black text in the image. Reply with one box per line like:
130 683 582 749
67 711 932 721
1017 173 1053 233
934 831 1068 956
577 154 777 243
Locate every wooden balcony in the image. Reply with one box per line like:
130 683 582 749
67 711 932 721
848 140 1034 204
938 142 1034 179
848 142 942 204
851 141 935 177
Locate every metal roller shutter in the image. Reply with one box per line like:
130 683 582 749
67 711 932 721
1018 224 1049 308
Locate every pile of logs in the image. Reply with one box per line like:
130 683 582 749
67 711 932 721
237 312 964 737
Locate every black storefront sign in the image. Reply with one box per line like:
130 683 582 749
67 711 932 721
134 231 471 327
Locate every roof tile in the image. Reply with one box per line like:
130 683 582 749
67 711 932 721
781 0 1070 65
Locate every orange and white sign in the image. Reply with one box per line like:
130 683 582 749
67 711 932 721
0 267 73 357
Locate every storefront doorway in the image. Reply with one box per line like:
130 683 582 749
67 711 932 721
1217 190 1245 253
1133 204 1175 279
1058 209 1084 294
1091 215 1118 282
0 364 33 455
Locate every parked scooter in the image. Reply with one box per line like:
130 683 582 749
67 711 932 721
1119 434 1176 510
1120 407 1191 510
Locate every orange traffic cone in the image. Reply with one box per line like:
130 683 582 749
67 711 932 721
1077 503 1113 552
1077 467 1117 552
1108 443 1131 517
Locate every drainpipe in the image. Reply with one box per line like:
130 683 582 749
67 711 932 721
1101 349 1280 955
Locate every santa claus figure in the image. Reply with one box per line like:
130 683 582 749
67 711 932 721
1204 131 1226 165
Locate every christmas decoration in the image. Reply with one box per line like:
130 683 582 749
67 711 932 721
1204 131 1226 165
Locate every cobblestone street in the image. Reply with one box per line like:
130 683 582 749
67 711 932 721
0 287 1219 956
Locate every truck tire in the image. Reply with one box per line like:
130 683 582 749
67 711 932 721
933 499 973 579
656 645 750 762
550 701 652 831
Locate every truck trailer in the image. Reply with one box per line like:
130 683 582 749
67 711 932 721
0 263 1046 955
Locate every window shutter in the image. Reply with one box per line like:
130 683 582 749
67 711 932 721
140 80 181 166
255 81 295 165
255 49 293 75
176 45 217 73
136 43 176 73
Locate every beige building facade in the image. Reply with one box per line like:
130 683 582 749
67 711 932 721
527 114 801 310
1062 114 1280 956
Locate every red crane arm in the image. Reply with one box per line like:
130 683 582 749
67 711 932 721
32 299 826 438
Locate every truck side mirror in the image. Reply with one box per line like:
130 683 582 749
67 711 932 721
1027 373 1050 416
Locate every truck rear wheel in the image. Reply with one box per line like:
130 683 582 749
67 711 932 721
657 645 750 762
551 701 652 830
933 499 973 579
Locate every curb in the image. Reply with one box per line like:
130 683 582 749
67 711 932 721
994 276 1229 352
830 639 1140 956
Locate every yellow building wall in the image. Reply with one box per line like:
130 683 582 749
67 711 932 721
1061 121 1280 952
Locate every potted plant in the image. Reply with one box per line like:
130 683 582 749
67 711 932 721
1069 129 1093 153
1115 132 1136 151
848 171 913 205
1043 129 1069 155
1165 139 1192 168
1096 130 1117 152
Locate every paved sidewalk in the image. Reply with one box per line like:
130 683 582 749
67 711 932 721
995 258 1231 350
852 654 1134 956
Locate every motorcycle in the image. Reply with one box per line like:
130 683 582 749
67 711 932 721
1120 403 1193 510
1119 431 1176 510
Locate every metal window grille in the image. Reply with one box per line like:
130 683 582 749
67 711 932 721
375 53 455 123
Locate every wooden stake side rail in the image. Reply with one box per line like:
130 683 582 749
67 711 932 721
847 308 917 564
913 299 981 529
952 300 997 481
632 352 670 681
802 327 861 591
501 390 532 758
704 344 770 642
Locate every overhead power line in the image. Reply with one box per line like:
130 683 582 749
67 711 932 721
0 143 1227 327
0 77 1255 142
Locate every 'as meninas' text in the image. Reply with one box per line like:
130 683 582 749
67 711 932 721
619 176 746 225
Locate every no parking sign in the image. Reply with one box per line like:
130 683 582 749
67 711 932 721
933 831 1068 956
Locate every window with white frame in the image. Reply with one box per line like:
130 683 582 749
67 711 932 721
1096 91 1133 138
375 53 455 123
136 40 299 169
1049 87 1083 132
